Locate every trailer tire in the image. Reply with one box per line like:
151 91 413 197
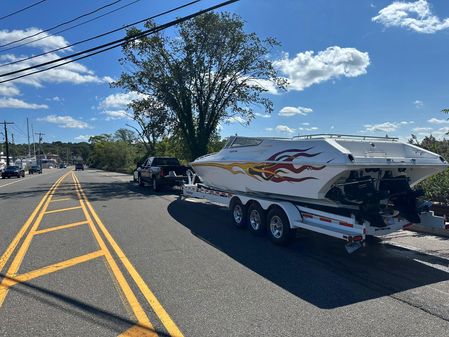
247 202 266 236
230 199 246 228
267 207 292 245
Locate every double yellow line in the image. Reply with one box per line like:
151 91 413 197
0 172 184 337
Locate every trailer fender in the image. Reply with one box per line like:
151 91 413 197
237 196 301 229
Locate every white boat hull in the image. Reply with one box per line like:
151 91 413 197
191 135 448 226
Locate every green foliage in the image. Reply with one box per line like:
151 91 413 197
419 170 449 205
114 12 285 160
413 135 449 205
88 139 139 173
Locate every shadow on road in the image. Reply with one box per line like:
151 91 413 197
167 198 449 309
0 274 169 336
0 180 180 201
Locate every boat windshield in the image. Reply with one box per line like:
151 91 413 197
230 137 263 148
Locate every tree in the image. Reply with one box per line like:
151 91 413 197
114 12 286 160
127 97 173 155
114 128 136 144
443 109 449 135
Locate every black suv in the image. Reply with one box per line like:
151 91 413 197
75 163 84 171
29 165 42 174
2 166 25 179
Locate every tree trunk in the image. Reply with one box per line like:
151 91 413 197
188 134 209 161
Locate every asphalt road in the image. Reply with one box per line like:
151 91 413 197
1 169 449 337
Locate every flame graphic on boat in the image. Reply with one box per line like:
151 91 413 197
194 149 325 183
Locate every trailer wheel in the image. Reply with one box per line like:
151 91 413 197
247 202 266 236
230 199 246 228
267 207 292 245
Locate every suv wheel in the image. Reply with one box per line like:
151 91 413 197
138 175 144 187
152 177 160 192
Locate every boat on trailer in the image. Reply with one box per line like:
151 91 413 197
191 134 448 228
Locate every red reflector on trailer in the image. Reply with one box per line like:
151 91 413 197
320 217 332 223
353 235 363 241
339 221 353 228
303 213 313 218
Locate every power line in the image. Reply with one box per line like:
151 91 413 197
12 124 27 137
0 0 141 53
0 0 125 48
0 0 239 83
0 0 200 69
0 0 47 22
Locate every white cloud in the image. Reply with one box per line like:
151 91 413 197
363 121 414 132
302 122 310 126
274 46 370 91
412 127 432 132
372 0 449 34
265 127 274 132
0 84 20 96
101 110 132 121
299 126 319 131
74 135 92 142
245 78 280 95
429 127 449 139
413 100 423 108
0 28 69 51
99 92 147 110
225 116 246 124
0 97 47 109
38 115 90 129
90 117 98 121
0 52 110 88
275 125 296 134
46 96 63 102
428 117 449 124
254 112 271 118
279 106 313 117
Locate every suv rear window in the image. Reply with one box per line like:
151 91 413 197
152 158 180 166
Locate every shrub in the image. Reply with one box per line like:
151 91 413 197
418 169 449 205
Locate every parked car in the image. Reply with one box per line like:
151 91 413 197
2 166 25 179
29 165 42 174
75 163 84 171
134 157 188 191
59 163 67 169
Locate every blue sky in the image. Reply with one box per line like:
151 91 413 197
1 0 449 144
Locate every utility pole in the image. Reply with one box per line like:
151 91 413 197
31 124 36 159
35 132 45 164
3 121 14 166
27 117 31 158
11 133 15 162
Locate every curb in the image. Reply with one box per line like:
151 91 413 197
406 204 449 237
407 224 449 238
